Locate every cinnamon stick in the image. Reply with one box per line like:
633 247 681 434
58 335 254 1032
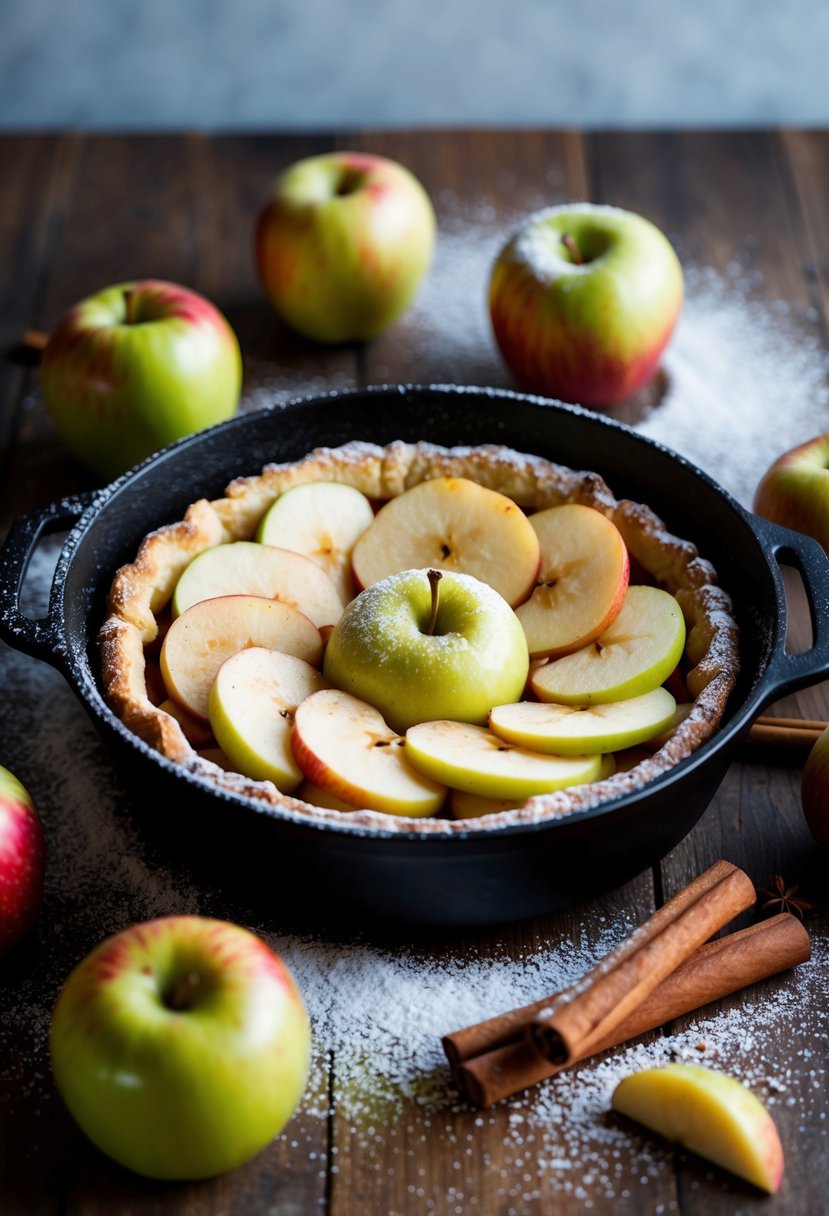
745 722 822 753
756 715 827 732
453 914 809 1108
528 860 755 1066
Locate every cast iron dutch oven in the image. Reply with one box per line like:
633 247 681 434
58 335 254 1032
2 386 829 926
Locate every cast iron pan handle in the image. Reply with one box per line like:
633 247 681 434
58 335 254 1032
0 492 98 665
752 514 829 705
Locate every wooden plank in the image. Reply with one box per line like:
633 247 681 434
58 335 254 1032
590 131 828 1214
326 130 677 1216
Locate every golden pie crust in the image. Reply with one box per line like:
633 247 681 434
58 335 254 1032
98 440 739 833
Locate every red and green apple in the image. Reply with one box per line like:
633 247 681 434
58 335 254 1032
489 203 683 407
42 280 241 481
255 151 436 343
0 765 46 953
50 916 311 1180
754 433 829 552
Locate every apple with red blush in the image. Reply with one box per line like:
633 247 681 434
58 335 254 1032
255 151 435 343
489 203 683 407
0 765 46 953
42 280 242 481
754 433 829 553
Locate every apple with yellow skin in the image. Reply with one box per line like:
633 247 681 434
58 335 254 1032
754 433 829 552
489 204 683 408
255 151 436 343
612 1063 784 1194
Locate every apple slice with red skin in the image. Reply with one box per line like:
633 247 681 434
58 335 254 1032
172 541 344 628
612 1063 784 1194
351 477 540 607
405 721 602 800
530 586 686 705
208 648 328 791
292 689 446 817
515 504 629 658
0 765 46 953
257 482 375 603
160 595 322 721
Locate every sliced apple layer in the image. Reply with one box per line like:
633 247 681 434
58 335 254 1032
448 789 525 819
515 504 629 658
612 1064 784 1195
489 687 676 755
351 476 540 606
405 721 602 799
257 482 375 603
160 595 322 720
292 689 446 817
208 648 329 791
297 781 361 812
172 541 344 628
531 586 686 705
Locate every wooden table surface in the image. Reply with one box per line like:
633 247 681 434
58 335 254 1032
1 130 828 1215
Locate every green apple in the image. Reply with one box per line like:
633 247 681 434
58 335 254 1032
208 647 328 789
323 568 530 733
801 725 829 847
255 151 436 343
405 720 602 799
754 433 829 552
41 280 241 481
488 687 676 754
291 688 446 816
489 204 683 407
612 1063 784 1194
257 481 375 603
0 765 46 953
50 916 311 1180
530 586 686 705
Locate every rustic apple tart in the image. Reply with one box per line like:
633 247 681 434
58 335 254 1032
98 440 739 832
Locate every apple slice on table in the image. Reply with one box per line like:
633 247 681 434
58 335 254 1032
160 595 322 720
292 689 446 817
208 648 329 791
405 721 602 799
489 687 676 755
612 1064 784 1194
351 477 540 606
515 504 629 658
531 586 686 705
257 482 375 603
172 541 344 628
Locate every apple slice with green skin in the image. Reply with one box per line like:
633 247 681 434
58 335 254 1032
531 586 686 706
515 504 629 658
292 689 446 817
172 541 344 627
405 721 602 799
208 648 328 791
257 482 375 603
351 477 540 606
160 595 322 720
489 687 676 755
612 1063 784 1195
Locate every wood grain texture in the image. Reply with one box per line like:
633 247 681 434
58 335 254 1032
1 131 827 1215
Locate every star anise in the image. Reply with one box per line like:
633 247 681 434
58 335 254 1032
760 874 813 919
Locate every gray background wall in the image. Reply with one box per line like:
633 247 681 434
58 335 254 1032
1 0 826 129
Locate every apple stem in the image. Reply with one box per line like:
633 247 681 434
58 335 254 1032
167 970 202 1011
123 288 137 324
426 568 443 636
561 233 583 265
